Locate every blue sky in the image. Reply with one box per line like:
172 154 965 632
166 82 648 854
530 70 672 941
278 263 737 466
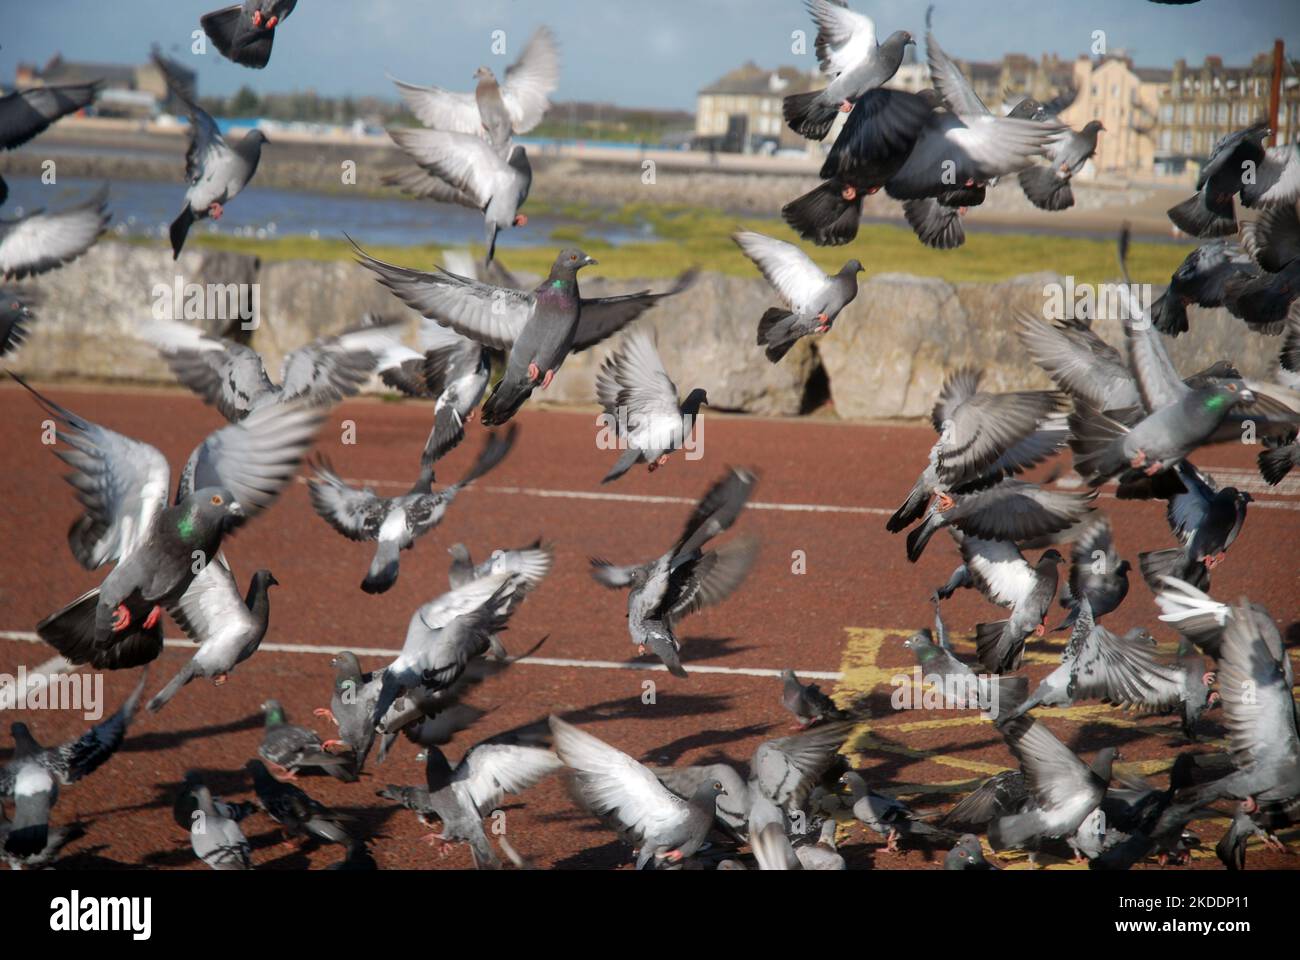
4 0 1298 110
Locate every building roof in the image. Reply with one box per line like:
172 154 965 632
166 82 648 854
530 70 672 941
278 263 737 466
1134 67 1173 82
700 62 813 96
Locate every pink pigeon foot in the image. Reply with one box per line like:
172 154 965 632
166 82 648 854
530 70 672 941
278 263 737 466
251 9 263 26
313 707 337 724
111 604 131 632
540 369 554 390
212 673 229 686
208 202 224 220
513 214 528 227
142 605 162 630
527 362 540 382
266 15 278 28
840 185 858 201
839 100 853 113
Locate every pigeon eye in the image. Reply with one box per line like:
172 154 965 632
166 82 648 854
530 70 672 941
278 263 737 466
210 494 223 505
570 254 577 261
1227 383 1237 392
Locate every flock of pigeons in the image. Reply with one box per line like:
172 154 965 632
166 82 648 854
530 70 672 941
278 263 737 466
0 0 1299 872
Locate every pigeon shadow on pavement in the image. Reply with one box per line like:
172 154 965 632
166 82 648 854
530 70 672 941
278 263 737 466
644 721 776 766
678 634 754 665
115 711 265 755
557 692 736 725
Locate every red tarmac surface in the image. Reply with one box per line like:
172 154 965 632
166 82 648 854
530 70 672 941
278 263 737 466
0 381 1297 870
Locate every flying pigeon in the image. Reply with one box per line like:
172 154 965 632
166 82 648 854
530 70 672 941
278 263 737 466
258 699 357 782
1136 460 1251 592
1259 430 1298 486
447 539 553 655
1230 203 1300 331
143 316 415 422
595 327 708 481
189 781 253 870
0 184 109 281
17 375 320 668
987 715 1115 857
1166 122 1268 237
782 0 913 140
654 721 855 836
1017 121 1104 211
590 467 758 676
780 669 849 728
200 0 299 69
902 614 1026 716
155 50 268 258
306 426 516 593
355 242 695 424
387 128 532 265
841 771 959 852
1056 514 1130 629
1150 239 1260 336
147 565 277 712
0 287 36 357
377 734 562 868
390 26 560 151
940 770 1031 831
246 759 354 846
368 573 519 729
393 315 494 466
733 230 862 362
1240 140 1300 209
0 80 100 205
888 367 1068 534
550 715 725 869
0 672 145 858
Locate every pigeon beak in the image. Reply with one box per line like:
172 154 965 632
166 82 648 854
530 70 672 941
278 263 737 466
1238 389 1256 404
582 255 598 267
268 574 280 587
228 500 245 518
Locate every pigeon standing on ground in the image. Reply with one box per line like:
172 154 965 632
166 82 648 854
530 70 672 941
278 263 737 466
390 26 560 152
0 185 110 280
189 782 253 870
313 651 383 776
550 715 725 869
595 327 708 482
0 673 146 858
782 0 914 140
258 699 357 782
246 760 354 846
780 669 849 728
796 820 847 869
377 734 562 868
0 80 101 204
18 375 321 669
200 0 299 69
155 50 268 258
733 230 862 362
143 316 415 422
306 426 516 593
590 467 759 677
387 129 532 265
356 242 695 425
841 772 958 852
1018 121 1104 211
146 565 277 712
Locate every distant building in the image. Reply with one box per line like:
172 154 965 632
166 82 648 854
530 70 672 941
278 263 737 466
947 52 1075 114
695 62 816 153
13 53 195 118
1155 51 1300 175
1059 56 1170 175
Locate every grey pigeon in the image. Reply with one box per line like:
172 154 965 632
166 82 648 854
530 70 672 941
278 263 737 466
0 808 85 870
200 0 298 69
387 128 532 264
172 770 255 831
355 242 695 425
749 821 803 870
368 573 519 728
841 771 959 852
1166 122 1268 237
944 834 996 870
246 759 354 846
889 367 1068 534
550 715 725 869
156 50 268 257
1136 460 1251 593
0 185 109 280
189 782 252 870
590 468 759 676
396 315 494 466
987 715 1115 857
940 770 1030 831
782 0 913 140
447 539 553 656
306 426 516 593
1017 120 1104 211
144 316 415 423
314 651 384 776
795 820 846 870
18 375 321 668
258 699 357 782
1230 203 1300 331
390 26 559 151
1151 239 1260 336
0 287 36 357
147 565 277 712
1176 600 1300 810
1240 140 1300 208
733 230 862 362
1153 576 1254 660
0 672 145 858
966 542 1062 675
1258 430 1299 486
1056 514 1130 629
1002 599 1188 721
902 617 1025 716
377 734 562 868
596 327 708 481
1216 796 1296 870
780 669 849 728
654 721 855 836
0 80 100 205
